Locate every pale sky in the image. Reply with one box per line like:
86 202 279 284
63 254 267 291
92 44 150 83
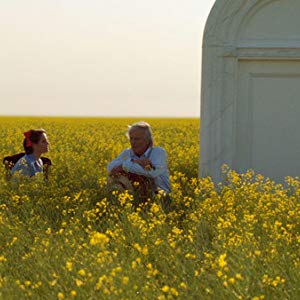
0 0 215 117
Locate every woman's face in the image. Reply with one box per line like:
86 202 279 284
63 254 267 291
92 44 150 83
33 133 49 154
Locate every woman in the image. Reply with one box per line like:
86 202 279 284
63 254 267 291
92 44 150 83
11 129 50 177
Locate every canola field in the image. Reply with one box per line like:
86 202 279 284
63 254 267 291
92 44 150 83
0 117 299 300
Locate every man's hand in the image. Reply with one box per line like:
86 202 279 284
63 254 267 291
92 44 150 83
109 165 124 175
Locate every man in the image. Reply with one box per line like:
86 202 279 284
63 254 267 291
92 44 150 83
107 121 171 205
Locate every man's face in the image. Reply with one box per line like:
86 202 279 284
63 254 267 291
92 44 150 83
129 128 150 156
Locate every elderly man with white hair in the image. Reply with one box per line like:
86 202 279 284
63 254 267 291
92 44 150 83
107 121 171 206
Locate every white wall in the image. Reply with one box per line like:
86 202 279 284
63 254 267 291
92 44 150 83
200 0 300 182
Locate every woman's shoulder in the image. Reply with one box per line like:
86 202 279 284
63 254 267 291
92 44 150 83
11 155 30 174
15 155 29 166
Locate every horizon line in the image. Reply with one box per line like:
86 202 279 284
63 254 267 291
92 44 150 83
0 114 200 119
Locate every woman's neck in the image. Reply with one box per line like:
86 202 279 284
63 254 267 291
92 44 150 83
32 151 41 160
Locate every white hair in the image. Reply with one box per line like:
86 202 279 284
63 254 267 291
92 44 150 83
126 121 154 145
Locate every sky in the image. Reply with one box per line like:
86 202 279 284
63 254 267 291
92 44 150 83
0 0 216 118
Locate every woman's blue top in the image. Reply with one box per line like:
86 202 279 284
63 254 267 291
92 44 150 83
11 154 43 177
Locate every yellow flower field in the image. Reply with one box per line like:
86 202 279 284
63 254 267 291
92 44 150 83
0 117 299 299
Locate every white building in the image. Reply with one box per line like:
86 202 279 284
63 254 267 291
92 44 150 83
200 0 300 183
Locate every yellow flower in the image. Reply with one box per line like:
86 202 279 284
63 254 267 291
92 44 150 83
66 261 73 271
161 285 169 293
11 237 18 245
49 279 57 286
154 238 163 246
170 287 179 296
172 226 183 235
141 245 149 256
90 232 109 248
131 261 137 269
218 253 227 268
150 203 160 214
217 270 223 277
122 276 129 285
180 282 187 289
228 277 235 284
254 250 261 256
57 292 64 299
70 290 77 297
75 279 83 287
78 269 86 277
185 253 196 259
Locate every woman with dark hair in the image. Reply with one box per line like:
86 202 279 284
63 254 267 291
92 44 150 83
11 129 50 177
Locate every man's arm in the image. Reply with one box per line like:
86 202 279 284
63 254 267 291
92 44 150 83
131 158 153 170
107 149 131 175
122 147 168 179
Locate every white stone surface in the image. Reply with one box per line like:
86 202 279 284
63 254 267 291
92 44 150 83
200 0 300 183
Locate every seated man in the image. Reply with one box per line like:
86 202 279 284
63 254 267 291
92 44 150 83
107 121 171 206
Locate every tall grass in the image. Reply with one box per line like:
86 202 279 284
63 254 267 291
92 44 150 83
0 117 299 299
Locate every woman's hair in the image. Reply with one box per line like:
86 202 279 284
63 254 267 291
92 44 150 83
126 121 154 146
23 129 46 154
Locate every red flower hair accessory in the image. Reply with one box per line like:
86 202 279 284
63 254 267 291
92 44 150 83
24 131 33 147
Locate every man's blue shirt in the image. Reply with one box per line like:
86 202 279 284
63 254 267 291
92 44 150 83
107 146 171 193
